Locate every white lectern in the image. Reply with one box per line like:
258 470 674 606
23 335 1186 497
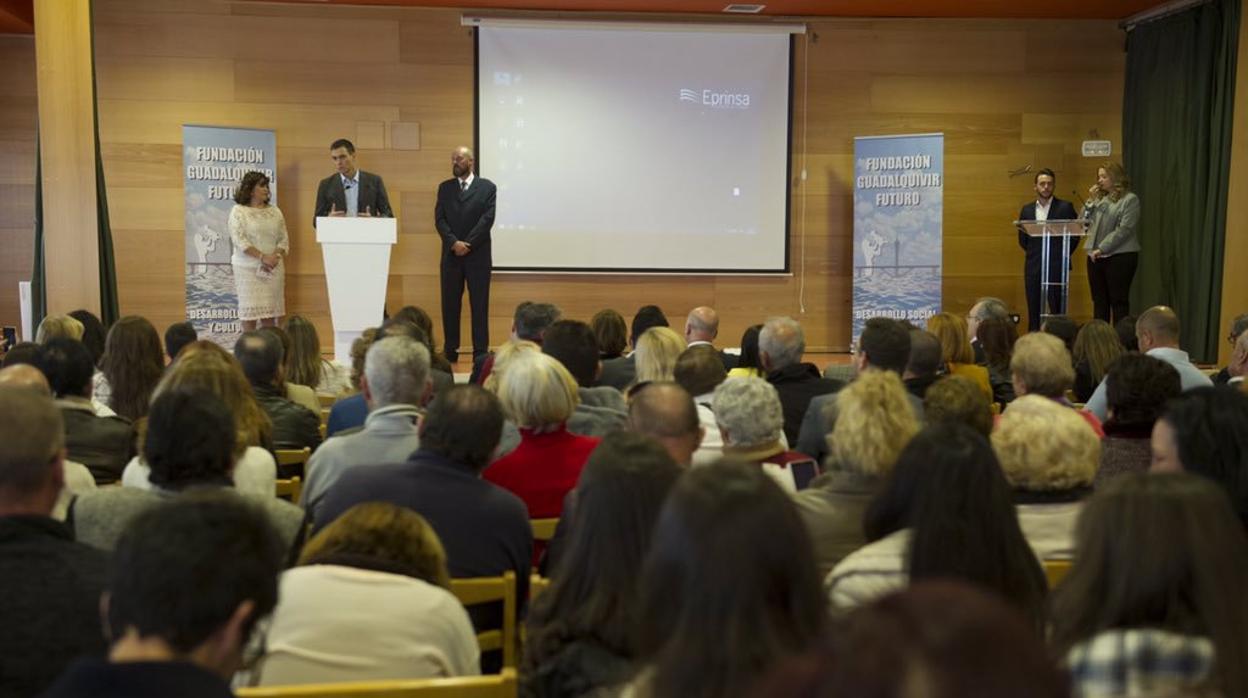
1014 219 1088 322
316 217 397 362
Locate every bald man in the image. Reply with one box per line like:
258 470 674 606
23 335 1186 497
627 382 704 467
1084 305 1213 421
0 364 51 394
684 306 738 371
435 146 497 363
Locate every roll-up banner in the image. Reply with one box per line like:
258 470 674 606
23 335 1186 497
852 133 944 346
182 125 276 348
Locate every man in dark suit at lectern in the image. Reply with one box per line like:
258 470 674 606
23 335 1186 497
1018 168 1078 332
435 146 496 363
313 138 393 225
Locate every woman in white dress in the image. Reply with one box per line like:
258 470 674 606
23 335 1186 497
230 171 289 330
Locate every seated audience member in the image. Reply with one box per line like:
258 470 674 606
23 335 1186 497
992 395 1099 560
796 317 914 464
902 328 944 399
1221 328 1248 389
1010 331 1104 436
326 328 379 437
38 338 135 484
976 316 1018 405
1214 312 1248 385
629 462 824 698
794 370 919 577
1096 354 1180 487
68 309 106 367
0 386 108 698
599 305 669 390
627 382 704 467
1071 319 1123 403
42 493 284 698
927 312 992 402
726 323 765 379
163 321 197 363
714 376 819 492
631 326 686 391
303 336 430 520
1041 314 1078 354
35 314 84 344
923 375 994 438
827 424 1047 630
1114 314 1139 352
317 385 533 612
485 352 600 518
683 306 737 371
755 582 1070 698
473 301 562 385
258 325 323 415
541 319 628 437
235 330 321 454
122 342 276 498
1052 473 1248 698
2 340 42 368
1151 386 1248 529
590 309 628 361
391 305 454 376
967 296 1012 365
283 315 350 396
762 316 843 445
98 316 165 422
1085 306 1212 422
72 388 303 552
673 345 727 464
256 503 478 685
524 433 682 697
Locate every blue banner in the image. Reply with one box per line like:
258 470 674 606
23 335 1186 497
852 133 943 345
182 125 277 348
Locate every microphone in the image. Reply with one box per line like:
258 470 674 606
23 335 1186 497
1071 189 1086 207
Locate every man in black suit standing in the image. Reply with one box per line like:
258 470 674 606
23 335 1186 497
1018 169 1078 332
313 139 393 224
435 146 496 363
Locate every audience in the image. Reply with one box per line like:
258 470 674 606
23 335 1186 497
523 433 682 697
631 326 686 388
304 336 430 520
1213 312 1248 385
726 323 764 379
1096 354 1181 487
630 461 824 698
1051 473 1248 698
1085 306 1213 421
284 315 351 396
1114 314 1139 352
2 340 42 368
761 316 843 445
260 324 326 415
99 315 165 422
714 376 820 492
828 424 1047 630
1228 329 1248 388
926 312 992 401
626 382 704 467
683 306 737 371
1041 314 1079 356
163 320 197 363
590 309 628 361
0 385 108 697
992 395 1100 560
672 344 727 464
541 319 629 437
1009 331 1104 436
392 305 455 376
72 388 303 552
474 301 562 385
600 305 669 390
923 375 994 438
68 309 106 368
795 369 919 577
901 328 943 399
966 296 1011 364
35 314 84 344
43 492 284 698
1151 386 1248 529
39 338 136 484
256 502 478 685
976 316 1018 405
234 330 321 453
1071 319 1123 403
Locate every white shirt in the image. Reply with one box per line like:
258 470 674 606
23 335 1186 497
1035 198 1052 222
341 171 361 216
120 447 277 499
458 173 475 191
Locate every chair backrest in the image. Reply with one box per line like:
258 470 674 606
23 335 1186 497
275 476 303 505
529 574 550 600
318 393 339 408
529 518 558 542
449 571 517 669
236 668 517 698
276 447 312 468
1043 559 1073 588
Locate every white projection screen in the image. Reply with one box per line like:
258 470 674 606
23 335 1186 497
476 22 795 272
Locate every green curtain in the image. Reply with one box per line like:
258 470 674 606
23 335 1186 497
1123 0 1240 363
90 0 119 326
31 128 46 332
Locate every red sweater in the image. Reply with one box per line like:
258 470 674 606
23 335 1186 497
483 425 600 518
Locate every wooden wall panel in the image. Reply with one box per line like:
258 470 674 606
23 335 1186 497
1220 10 1248 366
0 36 36 332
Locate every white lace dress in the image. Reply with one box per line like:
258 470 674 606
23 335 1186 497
229 204 290 321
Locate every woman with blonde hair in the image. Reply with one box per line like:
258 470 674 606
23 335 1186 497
256 502 479 686
34 314 84 344
1084 162 1140 325
120 340 276 497
284 315 351 396
632 326 686 387
927 313 991 401
1071 319 1123 402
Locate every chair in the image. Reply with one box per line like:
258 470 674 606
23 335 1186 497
236 668 517 698
529 518 558 542
275 476 303 505
318 393 339 408
449 571 517 669
276 447 312 479
1043 559 1073 588
529 575 550 599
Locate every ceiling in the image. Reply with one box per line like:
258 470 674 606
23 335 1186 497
0 0 1173 34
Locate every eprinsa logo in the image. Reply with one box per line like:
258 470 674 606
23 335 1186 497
679 88 751 109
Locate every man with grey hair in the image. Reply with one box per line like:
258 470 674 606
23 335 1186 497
0 385 108 696
1214 312 1248 385
760 316 843 445
303 336 432 520
684 306 737 371
968 297 1011 364
1226 330 1248 386
713 376 819 492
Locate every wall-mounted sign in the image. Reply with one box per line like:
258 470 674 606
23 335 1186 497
1082 140 1112 157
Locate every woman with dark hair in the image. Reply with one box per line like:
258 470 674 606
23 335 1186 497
393 305 454 374
828 424 1047 629
1151 386 1248 528
284 315 351 396
1095 354 1180 487
726 324 764 379
1040 315 1078 357
68 309 106 367
1084 162 1141 325
229 170 289 330
627 461 824 698
975 316 1017 405
1071 319 1123 403
98 316 165 422
1052 473 1248 698
522 433 682 697
590 309 628 360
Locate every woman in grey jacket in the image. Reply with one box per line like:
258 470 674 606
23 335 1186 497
1084 162 1141 325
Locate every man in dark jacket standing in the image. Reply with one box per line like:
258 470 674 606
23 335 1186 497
435 146 497 363
1017 168 1079 332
